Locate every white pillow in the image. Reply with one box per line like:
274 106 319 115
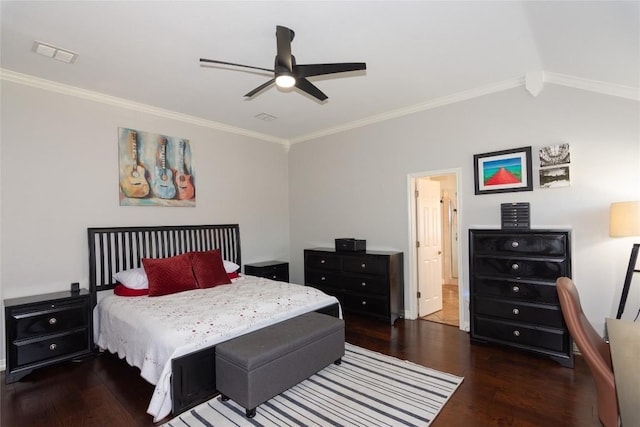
113 267 149 290
223 260 240 273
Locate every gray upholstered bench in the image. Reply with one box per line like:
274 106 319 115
215 311 345 418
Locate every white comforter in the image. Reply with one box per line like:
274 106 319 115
95 276 340 421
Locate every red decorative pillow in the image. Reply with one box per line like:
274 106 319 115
190 250 232 289
114 284 149 297
227 271 240 280
142 253 198 297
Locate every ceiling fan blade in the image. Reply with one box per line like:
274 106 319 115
275 25 294 71
244 79 275 98
295 62 367 78
295 78 328 101
200 58 273 73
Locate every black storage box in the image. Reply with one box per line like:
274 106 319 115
335 238 366 252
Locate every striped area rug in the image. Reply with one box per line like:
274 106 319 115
163 343 463 427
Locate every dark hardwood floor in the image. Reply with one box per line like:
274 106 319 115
2 314 599 427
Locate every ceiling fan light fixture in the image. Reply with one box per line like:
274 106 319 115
275 73 296 88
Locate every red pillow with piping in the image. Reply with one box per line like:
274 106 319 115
114 284 149 297
190 250 232 288
142 253 198 296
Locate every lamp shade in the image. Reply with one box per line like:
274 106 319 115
609 201 640 237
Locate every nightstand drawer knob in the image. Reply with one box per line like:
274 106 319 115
513 330 520 337
512 308 520 315
320 259 326 264
272 275 277 279
49 343 57 351
512 285 520 293
361 263 366 269
511 263 520 271
361 301 367 305
511 241 519 248
361 282 367 287
321 276 326 281
48 317 57 325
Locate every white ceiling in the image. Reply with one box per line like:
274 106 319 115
1 1 638 144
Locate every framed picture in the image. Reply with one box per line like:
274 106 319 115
118 127 196 207
473 146 533 195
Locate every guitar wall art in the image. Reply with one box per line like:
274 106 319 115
118 127 195 206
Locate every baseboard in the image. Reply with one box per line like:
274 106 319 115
572 343 581 356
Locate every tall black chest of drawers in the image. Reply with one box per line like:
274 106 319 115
304 248 404 324
469 229 573 367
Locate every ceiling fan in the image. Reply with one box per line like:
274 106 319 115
200 25 366 102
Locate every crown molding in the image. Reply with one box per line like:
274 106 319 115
289 77 525 144
291 72 639 144
0 69 290 146
544 71 640 101
2 68 636 147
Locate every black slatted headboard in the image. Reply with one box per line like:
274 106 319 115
88 224 241 304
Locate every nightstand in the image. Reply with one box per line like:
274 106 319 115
4 289 92 384
244 261 289 282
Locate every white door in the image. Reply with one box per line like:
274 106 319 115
417 178 443 316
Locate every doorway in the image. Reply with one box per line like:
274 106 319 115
408 171 461 328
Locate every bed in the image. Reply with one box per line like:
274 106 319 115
88 224 340 422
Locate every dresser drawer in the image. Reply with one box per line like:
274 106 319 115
342 257 387 276
12 302 88 340
14 330 89 367
473 233 567 256
305 270 342 291
474 317 570 354
343 293 389 316
473 278 559 304
342 276 388 296
474 297 564 328
474 257 567 280
305 253 341 270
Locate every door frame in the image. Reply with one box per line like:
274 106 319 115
406 168 466 330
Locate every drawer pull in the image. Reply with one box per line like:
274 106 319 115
320 259 326 264
49 343 57 351
512 308 520 315
361 282 367 287
361 263 366 269
271 275 277 279
511 263 520 271
511 241 519 248
48 317 57 325
361 301 367 305
321 276 326 281
513 330 520 337
512 285 520 293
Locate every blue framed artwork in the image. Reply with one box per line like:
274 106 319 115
473 146 533 195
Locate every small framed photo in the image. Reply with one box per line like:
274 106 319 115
473 146 533 195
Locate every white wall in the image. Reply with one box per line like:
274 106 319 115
0 81 291 361
288 84 640 334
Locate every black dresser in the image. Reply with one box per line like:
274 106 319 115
4 290 92 383
469 229 573 367
304 248 404 324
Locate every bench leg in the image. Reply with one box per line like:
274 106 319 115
246 407 256 418
334 357 342 365
220 394 230 402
